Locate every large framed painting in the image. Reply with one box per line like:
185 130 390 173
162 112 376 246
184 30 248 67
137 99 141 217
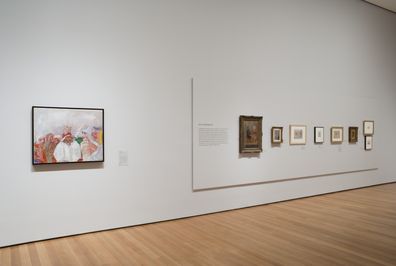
32 106 104 165
331 127 343 144
314 127 324 144
349 127 358 143
239 116 263 153
289 125 306 145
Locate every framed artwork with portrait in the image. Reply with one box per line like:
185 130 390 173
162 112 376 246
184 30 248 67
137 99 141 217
349 127 358 143
314 127 324 144
239 116 263 153
289 125 306 145
331 127 343 144
271 127 283 144
32 106 105 165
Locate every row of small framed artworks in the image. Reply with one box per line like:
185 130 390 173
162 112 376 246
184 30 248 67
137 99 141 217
239 115 374 154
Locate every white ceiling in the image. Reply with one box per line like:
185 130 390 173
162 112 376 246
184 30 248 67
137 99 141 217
364 0 396 12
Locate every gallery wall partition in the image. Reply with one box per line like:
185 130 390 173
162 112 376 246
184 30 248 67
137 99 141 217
0 0 396 247
192 78 378 190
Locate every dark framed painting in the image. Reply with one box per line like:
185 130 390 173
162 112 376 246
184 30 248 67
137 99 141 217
32 106 104 165
349 127 358 143
365 136 373 150
331 127 343 144
314 127 324 144
239 116 263 153
363 120 374 136
271 127 283 144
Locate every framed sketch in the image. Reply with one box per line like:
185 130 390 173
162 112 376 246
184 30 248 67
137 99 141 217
271 127 283 144
314 127 324 144
331 127 343 144
32 106 104 165
239 116 263 153
363 120 374 136
365 136 373 150
349 127 358 143
289 125 306 145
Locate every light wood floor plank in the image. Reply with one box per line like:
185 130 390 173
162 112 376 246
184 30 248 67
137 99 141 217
0 247 11 266
27 244 41 266
1 183 395 265
18 245 33 266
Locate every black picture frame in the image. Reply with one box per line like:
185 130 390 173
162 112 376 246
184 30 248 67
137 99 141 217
365 136 373 151
314 127 324 144
32 106 105 165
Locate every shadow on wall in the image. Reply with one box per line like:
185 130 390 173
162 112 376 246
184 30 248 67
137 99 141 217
238 153 261 159
31 162 104 172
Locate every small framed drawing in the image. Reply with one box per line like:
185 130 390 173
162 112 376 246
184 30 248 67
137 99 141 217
32 106 104 165
363 120 374 136
271 127 283 144
349 127 358 143
365 136 373 150
314 127 324 144
289 125 306 145
331 127 343 144
239 116 263 153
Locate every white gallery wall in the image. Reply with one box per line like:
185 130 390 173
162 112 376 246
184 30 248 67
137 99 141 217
0 0 395 247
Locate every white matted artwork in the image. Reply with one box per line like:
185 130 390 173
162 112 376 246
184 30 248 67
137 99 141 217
363 120 374 136
314 127 324 144
365 136 373 150
331 127 343 144
289 125 306 145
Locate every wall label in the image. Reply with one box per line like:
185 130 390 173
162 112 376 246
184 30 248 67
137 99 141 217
198 125 228 147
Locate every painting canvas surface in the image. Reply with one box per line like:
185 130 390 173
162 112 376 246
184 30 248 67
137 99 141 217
33 107 104 165
294 129 303 139
244 121 260 146
274 130 280 141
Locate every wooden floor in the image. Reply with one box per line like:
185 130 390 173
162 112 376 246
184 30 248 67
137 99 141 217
1 183 396 266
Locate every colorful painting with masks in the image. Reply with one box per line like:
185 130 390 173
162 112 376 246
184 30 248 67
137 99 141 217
32 106 104 165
